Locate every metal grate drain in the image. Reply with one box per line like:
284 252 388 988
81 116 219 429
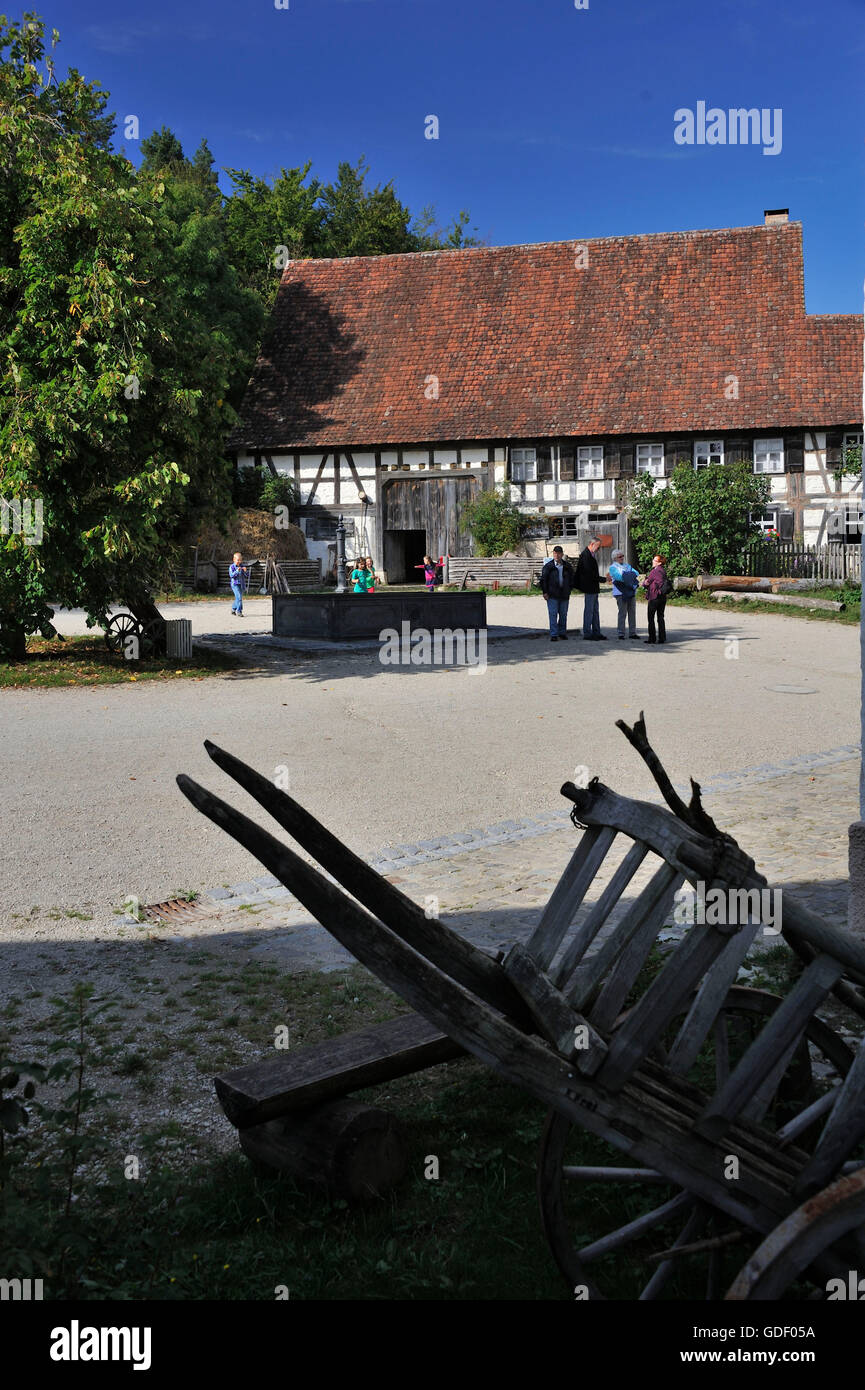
141 897 211 924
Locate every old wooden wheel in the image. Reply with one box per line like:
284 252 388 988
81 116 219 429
138 618 165 658
104 612 142 657
726 1167 865 1299
537 988 855 1299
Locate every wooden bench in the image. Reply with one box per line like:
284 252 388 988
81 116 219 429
215 1011 462 1129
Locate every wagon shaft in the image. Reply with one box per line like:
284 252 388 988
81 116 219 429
177 720 865 1299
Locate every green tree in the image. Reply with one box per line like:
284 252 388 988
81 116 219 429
627 462 770 576
0 15 260 655
459 485 541 556
222 163 321 310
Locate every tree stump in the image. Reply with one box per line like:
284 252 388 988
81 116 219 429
238 1098 407 1201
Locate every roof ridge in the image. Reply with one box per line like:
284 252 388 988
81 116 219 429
283 222 802 268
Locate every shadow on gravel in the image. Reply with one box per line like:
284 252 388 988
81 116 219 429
196 624 758 686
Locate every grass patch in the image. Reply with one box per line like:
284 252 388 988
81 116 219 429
0 635 241 689
667 583 860 625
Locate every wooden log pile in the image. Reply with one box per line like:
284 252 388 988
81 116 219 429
672 574 846 612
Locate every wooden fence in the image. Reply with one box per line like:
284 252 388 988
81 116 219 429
742 542 862 583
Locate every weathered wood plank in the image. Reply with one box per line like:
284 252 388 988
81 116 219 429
501 942 607 1074
567 861 680 1015
696 953 845 1141
793 1037 865 1196
599 916 744 1092
589 869 684 1034
215 1012 463 1129
526 825 617 970
667 921 761 1075
552 839 649 989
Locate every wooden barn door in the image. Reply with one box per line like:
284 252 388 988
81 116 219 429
383 476 481 580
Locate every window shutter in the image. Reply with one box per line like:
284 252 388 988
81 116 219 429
664 441 689 476
778 511 795 541
559 445 575 482
619 442 635 477
603 441 621 479
784 433 805 473
536 443 553 481
825 430 844 468
725 438 751 465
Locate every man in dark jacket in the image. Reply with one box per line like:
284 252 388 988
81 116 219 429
574 538 608 640
540 546 574 641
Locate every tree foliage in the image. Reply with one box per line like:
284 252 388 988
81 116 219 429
627 462 771 576
0 14 260 654
0 16 480 653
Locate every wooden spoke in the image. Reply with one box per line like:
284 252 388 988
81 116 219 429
104 612 141 656
538 1111 737 1301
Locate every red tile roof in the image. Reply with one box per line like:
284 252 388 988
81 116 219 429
230 222 862 450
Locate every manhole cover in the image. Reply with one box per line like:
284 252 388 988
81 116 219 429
142 897 210 924
765 684 817 695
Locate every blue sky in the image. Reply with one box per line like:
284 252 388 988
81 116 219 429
40 0 865 312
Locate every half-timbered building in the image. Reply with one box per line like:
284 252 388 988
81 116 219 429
228 210 862 580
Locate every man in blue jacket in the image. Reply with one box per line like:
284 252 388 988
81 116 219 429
540 546 574 642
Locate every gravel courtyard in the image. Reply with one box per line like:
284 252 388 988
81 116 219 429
1 594 858 925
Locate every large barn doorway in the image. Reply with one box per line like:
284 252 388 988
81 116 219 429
381 475 481 583
384 529 426 583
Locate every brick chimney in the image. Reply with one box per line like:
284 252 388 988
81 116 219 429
764 208 789 225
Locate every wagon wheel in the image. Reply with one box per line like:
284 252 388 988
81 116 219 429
725 1168 865 1299
537 988 855 1299
138 619 165 659
104 612 142 657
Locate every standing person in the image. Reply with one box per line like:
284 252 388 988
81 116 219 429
642 554 670 645
540 545 574 641
414 554 439 592
574 538 608 640
229 551 248 617
609 550 641 640
351 557 372 593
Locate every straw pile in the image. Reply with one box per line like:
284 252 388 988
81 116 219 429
187 509 308 561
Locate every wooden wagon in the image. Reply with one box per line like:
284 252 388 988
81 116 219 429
177 717 865 1299
103 593 167 658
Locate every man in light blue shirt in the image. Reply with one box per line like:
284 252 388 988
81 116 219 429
609 549 640 640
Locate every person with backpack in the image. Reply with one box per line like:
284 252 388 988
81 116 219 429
540 545 574 641
609 550 641 640
641 554 672 644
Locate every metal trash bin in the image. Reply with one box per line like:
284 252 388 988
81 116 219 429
166 619 193 660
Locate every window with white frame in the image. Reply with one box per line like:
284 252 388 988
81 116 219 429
750 507 779 537
548 515 580 538
636 442 664 477
576 445 604 480
694 439 724 468
510 447 537 482
753 438 784 473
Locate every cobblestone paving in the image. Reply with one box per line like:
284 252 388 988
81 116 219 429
144 744 859 975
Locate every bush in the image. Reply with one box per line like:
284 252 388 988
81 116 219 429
628 462 770 576
459 485 542 557
259 473 300 514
